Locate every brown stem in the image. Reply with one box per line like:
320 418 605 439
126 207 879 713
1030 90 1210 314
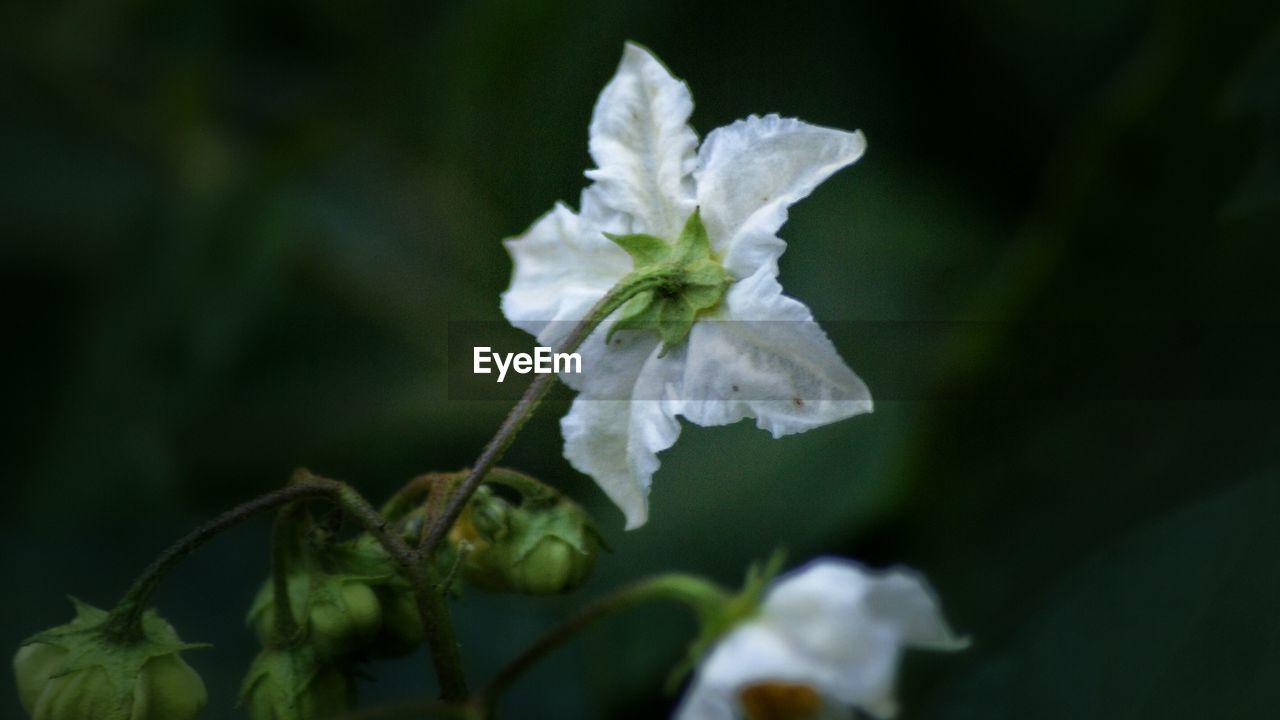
268 505 302 645
105 482 337 643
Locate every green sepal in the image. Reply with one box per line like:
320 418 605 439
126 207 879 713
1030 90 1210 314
604 232 670 266
683 258 732 297
605 290 661 344
23 598 210 671
664 549 787 694
454 469 606 594
671 207 713 265
324 534 399 582
16 599 208 720
657 297 696 356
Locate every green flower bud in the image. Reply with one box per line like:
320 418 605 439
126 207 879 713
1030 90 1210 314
248 572 382 659
504 533 593 595
13 599 206 720
238 648 354 720
367 580 424 659
454 473 604 595
467 487 510 541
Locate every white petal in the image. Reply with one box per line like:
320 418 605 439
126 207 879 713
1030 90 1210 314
586 42 698 238
560 398 677 531
759 559 962 716
500 202 631 347
560 332 681 529
672 675 738 720
680 624 856 720
673 267 871 437
696 625 826 702
863 571 970 652
695 115 866 279
764 560 963 654
560 320 660 396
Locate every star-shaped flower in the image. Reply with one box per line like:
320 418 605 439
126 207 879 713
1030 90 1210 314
502 43 872 529
674 559 965 720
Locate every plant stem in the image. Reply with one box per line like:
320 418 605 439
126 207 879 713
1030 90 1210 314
268 505 302 644
305 471 471 701
418 274 668 559
105 481 337 642
479 573 730 711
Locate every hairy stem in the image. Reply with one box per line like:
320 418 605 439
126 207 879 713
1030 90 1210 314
301 471 471 701
268 505 302 645
105 482 338 642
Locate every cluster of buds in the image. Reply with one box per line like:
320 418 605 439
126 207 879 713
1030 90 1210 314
236 466 602 719
239 513 426 719
13 468 604 720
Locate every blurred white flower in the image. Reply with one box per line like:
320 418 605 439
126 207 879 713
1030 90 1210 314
502 43 871 529
674 558 965 720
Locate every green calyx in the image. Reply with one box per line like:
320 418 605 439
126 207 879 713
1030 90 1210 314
604 208 732 355
14 598 207 720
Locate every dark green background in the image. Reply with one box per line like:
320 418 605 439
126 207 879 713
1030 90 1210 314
3 0 1278 717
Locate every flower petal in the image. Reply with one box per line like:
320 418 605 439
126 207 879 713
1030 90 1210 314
672 267 871 436
863 572 970 652
676 624 855 720
672 679 737 720
560 330 679 529
560 397 677 531
586 42 698 238
760 559 962 717
695 114 866 279
500 202 631 347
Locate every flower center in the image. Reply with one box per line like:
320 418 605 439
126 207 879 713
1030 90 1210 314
738 681 822 720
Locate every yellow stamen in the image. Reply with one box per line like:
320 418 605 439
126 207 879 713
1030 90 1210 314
738 681 822 720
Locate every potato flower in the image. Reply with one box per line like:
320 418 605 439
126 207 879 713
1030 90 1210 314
502 43 872 528
674 558 964 719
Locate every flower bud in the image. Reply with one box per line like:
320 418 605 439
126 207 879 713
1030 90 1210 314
13 599 206 720
455 475 603 595
239 648 354 720
248 572 382 659
367 580 424 659
503 533 594 595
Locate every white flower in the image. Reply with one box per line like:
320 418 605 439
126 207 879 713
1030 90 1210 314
674 558 965 720
501 43 872 529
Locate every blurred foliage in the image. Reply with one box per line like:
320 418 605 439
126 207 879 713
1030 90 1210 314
1 0 1277 718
